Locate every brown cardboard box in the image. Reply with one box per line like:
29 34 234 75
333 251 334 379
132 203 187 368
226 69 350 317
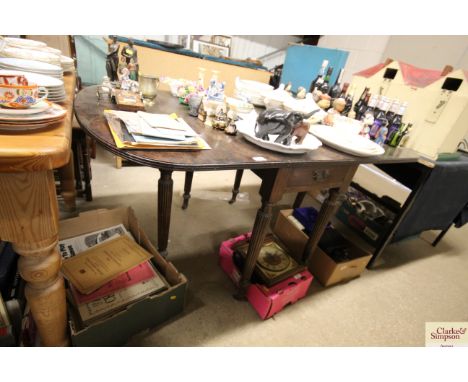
59 207 187 346
273 209 372 287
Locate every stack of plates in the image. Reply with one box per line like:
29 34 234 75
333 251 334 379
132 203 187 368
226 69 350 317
0 46 62 67
0 70 66 103
3 37 47 49
0 100 67 132
0 58 63 79
60 55 75 73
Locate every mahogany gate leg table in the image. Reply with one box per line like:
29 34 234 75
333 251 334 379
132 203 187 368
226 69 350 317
74 87 424 298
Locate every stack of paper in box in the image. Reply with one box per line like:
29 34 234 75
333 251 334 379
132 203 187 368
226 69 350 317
104 110 211 150
59 224 169 325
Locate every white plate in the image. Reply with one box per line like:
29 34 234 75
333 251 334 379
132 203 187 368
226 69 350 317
0 57 63 72
237 118 322 154
0 69 64 87
310 125 385 157
0 47 61 66
0 120 61 132
0 102 66 122
4 37 47 48
0 100 51 115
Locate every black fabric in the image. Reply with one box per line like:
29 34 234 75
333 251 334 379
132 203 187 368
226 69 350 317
393 154 468 241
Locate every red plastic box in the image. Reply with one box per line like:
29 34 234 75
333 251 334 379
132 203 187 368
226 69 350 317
219 233 313 320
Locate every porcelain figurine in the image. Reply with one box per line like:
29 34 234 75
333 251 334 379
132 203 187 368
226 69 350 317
212 106 228 130
360 111 374 139
374 119 389 146
225 119 237 136
207 78 225 102
296 86 306 99
121 39 139 81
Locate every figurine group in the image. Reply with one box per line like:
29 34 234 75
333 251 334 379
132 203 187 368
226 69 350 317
104 36 139 86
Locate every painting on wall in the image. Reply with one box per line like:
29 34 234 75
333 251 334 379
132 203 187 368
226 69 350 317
192 39 230 58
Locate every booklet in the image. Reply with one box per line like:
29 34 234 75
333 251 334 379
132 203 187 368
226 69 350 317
61 235 152 295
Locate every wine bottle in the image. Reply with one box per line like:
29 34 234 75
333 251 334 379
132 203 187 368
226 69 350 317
385 101 408 144
385 99 400 126
353 87 370 115
309 59 329 93
398 123 413 146
356 93 371 120
329 68 344 99
318 66 333 94
389 123 412 147
339 82 349 99
374 96 390 120
360 94 379 119
341 85 354 117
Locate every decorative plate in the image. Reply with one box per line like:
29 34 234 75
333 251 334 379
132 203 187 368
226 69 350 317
310 124 385 157
237 118 322 155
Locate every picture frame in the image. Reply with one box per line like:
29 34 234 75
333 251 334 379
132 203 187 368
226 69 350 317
211 35 232 48
192 39 230 58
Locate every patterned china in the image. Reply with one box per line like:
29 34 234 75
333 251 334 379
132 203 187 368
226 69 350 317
0 83 48 109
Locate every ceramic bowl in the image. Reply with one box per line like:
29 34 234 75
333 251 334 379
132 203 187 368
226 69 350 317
0 83 48 109
226 97 254 114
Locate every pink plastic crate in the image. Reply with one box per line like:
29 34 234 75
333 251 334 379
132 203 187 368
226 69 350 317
219 233 313 319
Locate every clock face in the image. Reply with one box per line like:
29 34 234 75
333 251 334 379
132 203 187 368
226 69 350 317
257 243 291 272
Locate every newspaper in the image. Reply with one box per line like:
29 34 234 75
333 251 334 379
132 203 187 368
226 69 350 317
76 268 168 325
58 224 133 259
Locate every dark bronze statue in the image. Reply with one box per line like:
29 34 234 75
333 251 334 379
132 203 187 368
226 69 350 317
104 36 120 82
255 109 318 145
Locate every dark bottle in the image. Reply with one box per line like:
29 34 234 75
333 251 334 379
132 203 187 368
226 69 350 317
360 94 379 120
353 87 370 115
309 59 328 93
385 99 400 126
341 85 354 117
356 93 371 120
385 102 408 144
318 66 333 94
329 68 344 99
339 82 349 99
374 96 390 120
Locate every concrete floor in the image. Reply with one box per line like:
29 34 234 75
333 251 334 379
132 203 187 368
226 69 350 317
67 146 468 346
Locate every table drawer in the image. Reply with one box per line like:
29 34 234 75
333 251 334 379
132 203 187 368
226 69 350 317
286 165 353 191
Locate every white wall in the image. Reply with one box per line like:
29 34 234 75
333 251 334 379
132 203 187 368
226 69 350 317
383 35 468 70
317 35 390 83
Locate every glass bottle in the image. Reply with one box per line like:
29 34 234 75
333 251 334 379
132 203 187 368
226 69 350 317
341 85 354 116
360 94 379 119
329 68 344 99
353 87 370 115
309 59 329 93
356 93 371 120
385 102 408 144
339 82 349 99
318 66 333 94
385 99 400 126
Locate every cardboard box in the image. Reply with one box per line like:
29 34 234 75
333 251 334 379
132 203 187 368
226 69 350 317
335 186 397 246
59 207 187 346
273 209 372 287
219 233 313 320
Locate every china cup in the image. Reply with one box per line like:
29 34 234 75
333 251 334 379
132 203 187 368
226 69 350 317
0 74 29 86
0 83 48 109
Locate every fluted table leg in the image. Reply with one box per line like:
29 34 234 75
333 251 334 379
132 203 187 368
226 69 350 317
157 170 173 257
0 171 68 346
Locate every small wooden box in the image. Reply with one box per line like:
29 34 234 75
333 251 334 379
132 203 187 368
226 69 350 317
114 89 145 111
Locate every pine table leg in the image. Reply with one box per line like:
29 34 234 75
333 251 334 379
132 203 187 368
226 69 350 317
0 171 68 346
